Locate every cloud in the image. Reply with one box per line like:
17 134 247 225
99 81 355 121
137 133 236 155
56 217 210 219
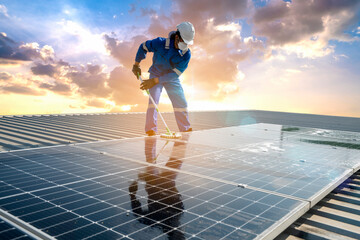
85 98 117 110
104 34 148 68
173 0 248 25
251 0 360 47
0 31 112 107
31 63 57 77
0 4 9 18
0 33 22 60
0 71 68 97
66 63 111 98
86 98 108 108
0 72 12 81
10 42 41 61
54 20 108 58
107 66 146 109
0 84 45 96
39 82 72 95
140 8 158 17
0 33 55 62
129 3 136 14
4 0 358 116
0 59 21 66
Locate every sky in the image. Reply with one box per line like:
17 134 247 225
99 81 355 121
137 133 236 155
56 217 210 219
0 0 360 117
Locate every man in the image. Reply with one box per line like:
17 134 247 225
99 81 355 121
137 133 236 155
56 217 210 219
132 22 195 136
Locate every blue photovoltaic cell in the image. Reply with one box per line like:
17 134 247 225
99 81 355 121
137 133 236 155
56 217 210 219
0 123 359 239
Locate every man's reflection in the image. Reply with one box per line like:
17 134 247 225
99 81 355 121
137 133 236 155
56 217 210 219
129 135 189 239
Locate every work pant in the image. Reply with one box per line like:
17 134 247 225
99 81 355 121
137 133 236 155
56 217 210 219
145 78 191 133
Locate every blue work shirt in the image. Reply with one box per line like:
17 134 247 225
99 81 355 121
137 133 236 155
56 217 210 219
135 34 191 83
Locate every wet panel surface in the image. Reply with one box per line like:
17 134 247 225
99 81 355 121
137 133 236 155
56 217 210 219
1 123 359 239
0 145 306 239
79 124 360 202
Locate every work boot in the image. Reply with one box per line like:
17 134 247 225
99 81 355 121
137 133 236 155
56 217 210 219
184 128 192 132
146 130 156 136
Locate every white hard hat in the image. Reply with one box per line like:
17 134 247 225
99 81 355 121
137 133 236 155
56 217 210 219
176 22 195 45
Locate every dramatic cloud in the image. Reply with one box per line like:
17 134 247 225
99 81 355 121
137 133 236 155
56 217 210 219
1 84 45 96
103 34 152 110
0 72 12 81
2 0 359 116
86 98 108 108
31 63 57 77
0 33 55 62
30 59 70 79
108 66 146 109
0 31 124 109
0 32 108 103
0 59 22 66
66 64 111 98
173 0 248 25
104 34 148 68
54 20 108 59
0 33 20 60
39 82 71 95
251 0 360 46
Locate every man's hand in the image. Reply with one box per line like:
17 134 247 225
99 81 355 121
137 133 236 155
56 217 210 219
132 64 141 79
140 78 159 90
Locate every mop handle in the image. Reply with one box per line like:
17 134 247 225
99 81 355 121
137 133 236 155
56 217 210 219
138 75 172 134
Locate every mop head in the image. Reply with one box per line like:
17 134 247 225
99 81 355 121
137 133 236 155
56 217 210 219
160 132 182 139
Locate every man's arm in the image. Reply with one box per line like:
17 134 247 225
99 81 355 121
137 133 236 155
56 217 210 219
133 38 162 78
134 37 162 64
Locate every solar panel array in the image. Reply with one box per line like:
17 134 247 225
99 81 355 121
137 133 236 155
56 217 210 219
1 123 359 239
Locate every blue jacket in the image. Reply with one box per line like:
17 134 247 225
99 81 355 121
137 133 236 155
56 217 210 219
135 34 191 83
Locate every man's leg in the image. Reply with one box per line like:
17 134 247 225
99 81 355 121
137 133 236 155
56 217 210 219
145 83 163 133
163 80 191 132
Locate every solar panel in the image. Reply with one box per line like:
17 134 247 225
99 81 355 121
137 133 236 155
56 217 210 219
0 123 359 239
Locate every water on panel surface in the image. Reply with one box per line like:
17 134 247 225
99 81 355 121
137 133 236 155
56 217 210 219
80 124 360 201
0 145 306 239
1 123 359 239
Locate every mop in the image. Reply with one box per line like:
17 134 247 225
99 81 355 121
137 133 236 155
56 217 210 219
138 74 182 139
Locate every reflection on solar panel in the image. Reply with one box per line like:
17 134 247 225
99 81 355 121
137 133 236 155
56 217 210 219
0 123 359 239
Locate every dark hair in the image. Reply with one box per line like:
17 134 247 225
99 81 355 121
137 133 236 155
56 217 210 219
170 30 181 40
